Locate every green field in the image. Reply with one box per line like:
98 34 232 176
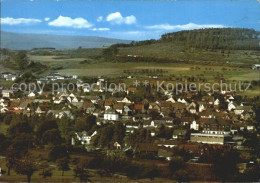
29 53 259 81
119 42 260 66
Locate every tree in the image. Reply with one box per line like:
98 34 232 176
75 115 96 132
0 133 10 154
42 129 62 145
142 166 160 181
74 167 91 182
14 155 37 183
158 125 173 139
213 150 240 181
125 164 141 179
58 116 71 136
8 121 33 138
5 145 21 175
169 157 185 174
58 157 70 176
14 51 29 70
48 145 69 161
103 155 127 176
37 119 58 141
12 133 35 153
173 169 189 182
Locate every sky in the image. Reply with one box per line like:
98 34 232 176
1 0 260 40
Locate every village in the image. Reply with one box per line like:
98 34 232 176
0 71 258 161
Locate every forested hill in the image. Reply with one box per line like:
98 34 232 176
114 28 260 50
161 28 260 50
102 28 260 65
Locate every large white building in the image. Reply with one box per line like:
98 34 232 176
104 109 119 121
190 132 232 145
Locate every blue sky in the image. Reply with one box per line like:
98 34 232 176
1 0 260 40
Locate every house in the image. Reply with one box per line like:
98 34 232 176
166 97 176 103
83 102 96 114
6 74 17 81
186 93 194 99
190 120 199 131
114 142 121 150
148 103 161 112
200 118 230 134
67 96 79 103
172 129 186 140
228 102 237 111
85 96 101 104
159 101 172 110
134 104 145 113
37 78 49 84
125 122 140 133
134 143 158 157
123 105 132 116
158 149 174 161
252 64 260 70
83 86 92 93
198 109 215 119
2 90 13 98
113 103 124 114
181 117 195 125
28 92 36 98
156 139 178 148
60 111 74 119
214 99 220 106
172 102 186 110
0 106 8 113
198 103 206 112
73 131 97 145
104 100 114 110
127 87 136 94
1 72 10 79
240 111 253 120
120 97 132 104
104 109 119 121
202 95 214 104
177 98 187 105
46 72 64 80
35 106 47 115
234 105 254 116
47 110 74 120
189 105 197 114
93 109 102 118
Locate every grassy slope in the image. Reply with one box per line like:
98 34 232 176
118 42 260 66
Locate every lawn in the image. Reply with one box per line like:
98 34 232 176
0 123 9 136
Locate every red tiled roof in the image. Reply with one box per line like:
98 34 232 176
134 104 144 110
13 109 21 114
127 87 136 92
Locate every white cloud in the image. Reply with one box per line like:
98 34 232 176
97 16 103 22
124 15 136 25
106 12 136 25
91 28 110 31
44 17 50 21
145 23 225 31
30 0 34 2
48 15 92 29
0 17 42 25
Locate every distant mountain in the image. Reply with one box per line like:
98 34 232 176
0 31 132 50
